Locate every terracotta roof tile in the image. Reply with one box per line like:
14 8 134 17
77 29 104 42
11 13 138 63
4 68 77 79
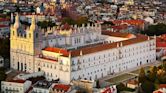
70 32 148 57
8 79 26 83
43 47 69 57
102 31 135 38
43 32 149 57
159 84 166 89
112 20 144 25
0 25 9 28
53 84 71 92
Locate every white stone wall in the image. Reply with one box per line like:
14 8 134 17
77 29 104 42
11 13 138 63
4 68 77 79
1 81 32 93
70 39 156 81
34 56 71 83
10 51 35 73
33 87 50 93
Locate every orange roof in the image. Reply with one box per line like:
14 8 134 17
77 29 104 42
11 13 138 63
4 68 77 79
43 47 69 57
70 33 148 57
112 20 144 25
54 84 71 92
156 37 166 47
159 84 166 89
111 24 128 30
0 25 8 28
43 32 149 58
102 31 135 38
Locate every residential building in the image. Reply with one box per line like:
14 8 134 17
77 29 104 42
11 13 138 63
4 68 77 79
32 80 52 93
1 80 32 93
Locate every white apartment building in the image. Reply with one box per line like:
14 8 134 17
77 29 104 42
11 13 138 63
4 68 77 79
10 14 156 84
1 80 32 93
33 80 52 93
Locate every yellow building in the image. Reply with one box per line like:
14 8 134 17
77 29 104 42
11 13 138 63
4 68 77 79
10 14 41 73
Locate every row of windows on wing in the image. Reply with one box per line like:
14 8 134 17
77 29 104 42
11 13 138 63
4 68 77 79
71 47 156 66
70 53 156 71
71 58 156 80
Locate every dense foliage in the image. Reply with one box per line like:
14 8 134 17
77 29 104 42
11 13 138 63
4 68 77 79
116 83 135 93
142 23 166 36
138 62 166 93
61 17 89 26
37 21 56 28
0 38 10 59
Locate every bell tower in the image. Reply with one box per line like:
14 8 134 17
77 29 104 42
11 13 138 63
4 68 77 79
27 15 41 55
10 14 41 73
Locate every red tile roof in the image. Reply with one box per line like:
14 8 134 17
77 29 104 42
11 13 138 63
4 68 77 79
53 84 71 92
70 33 149 57
8 79 26 83
111 24 128 31
102 31 135 38
156 36 166 48
0 25 9 28
43 47 69 57
157 42 166 47
0 18 10 21
159 84 166 89
43 32 150 58
112 20 144 25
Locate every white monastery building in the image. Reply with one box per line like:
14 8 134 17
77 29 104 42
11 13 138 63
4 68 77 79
10 14 156 84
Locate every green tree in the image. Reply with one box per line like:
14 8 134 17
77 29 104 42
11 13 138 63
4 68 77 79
76 17 88 26
0 38 10 59
138 67 146 83
142 23 166 36
96 80 100 88
62 17 75 25
116 83 125 93
141 80 155 93
37 21 56 29
147 66 157 82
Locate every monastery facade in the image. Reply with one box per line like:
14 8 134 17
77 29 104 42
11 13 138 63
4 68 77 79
10 14 156 83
